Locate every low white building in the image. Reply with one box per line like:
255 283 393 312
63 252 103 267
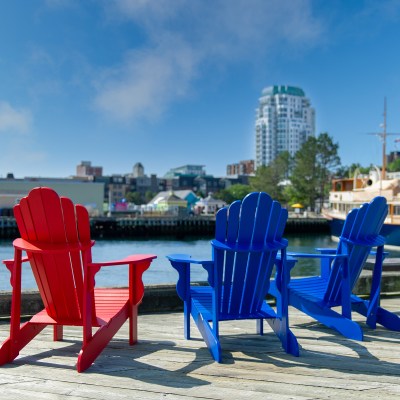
0 177 105 216
194 194 226 215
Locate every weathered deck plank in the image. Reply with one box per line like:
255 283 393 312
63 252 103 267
0 298 399 399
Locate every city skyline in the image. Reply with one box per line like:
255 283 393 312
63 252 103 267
1 1 400 179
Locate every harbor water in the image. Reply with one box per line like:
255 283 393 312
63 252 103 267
1 234 397 291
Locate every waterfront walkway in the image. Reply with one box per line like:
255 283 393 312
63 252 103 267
0 298 399 399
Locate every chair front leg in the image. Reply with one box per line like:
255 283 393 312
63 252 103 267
82 264 100 345
169 261 192 339
366 245 384 328
341 258 352 319
129 260 151 344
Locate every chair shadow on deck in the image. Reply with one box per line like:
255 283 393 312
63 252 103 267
217 324 400 379
1 314 400 388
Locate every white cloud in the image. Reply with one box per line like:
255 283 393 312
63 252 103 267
0 102 32 134
94 35 199 122
94 0 323 122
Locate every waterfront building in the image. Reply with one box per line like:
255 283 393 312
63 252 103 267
194 194 226 215
149 190 199 212
255 85 315 168
0 176 104 216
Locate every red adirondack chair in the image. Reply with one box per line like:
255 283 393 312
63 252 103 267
0 187 156 372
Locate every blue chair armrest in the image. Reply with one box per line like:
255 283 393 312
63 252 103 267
315 247 337 254
166 254 214 299
287 252 347 260
340 234 386 247
166 253 213 266
212 239 287 253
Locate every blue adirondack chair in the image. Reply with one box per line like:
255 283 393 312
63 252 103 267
269 196 400 340
166 192 299 362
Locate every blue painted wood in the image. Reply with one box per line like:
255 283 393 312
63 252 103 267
269 196 400 341
166 192 299 362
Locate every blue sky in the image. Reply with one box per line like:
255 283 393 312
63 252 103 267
1 0 400 179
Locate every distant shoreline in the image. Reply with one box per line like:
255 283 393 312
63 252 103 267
0 215 329 239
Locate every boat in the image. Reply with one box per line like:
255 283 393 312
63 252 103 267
323 98 400 248
323 169 400 248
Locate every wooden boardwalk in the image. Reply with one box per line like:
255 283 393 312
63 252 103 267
0 298 399 399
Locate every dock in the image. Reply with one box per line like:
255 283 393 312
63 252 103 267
0 215 330 239
0 298 399 399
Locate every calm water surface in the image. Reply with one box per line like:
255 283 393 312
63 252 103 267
1 234 395 291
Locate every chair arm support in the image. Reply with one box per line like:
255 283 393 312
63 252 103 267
315 248 336 254
13 238 95 254
166 253 213 266
212 239 287 253
166 254 214 300
340 234 386 247
287 252 347 260
2 256 29 267
88 254 156 268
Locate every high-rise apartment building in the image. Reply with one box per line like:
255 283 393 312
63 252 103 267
255 85 315 168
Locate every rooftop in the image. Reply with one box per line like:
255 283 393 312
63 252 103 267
262 85 306 97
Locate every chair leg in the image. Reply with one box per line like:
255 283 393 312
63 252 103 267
375 307 400 331
129 305 138 345
292 294 363 340
268 318 300 356
77 307 128 372
54 325 63 341
195 313 221 362
0 322 46 364
184 300 191 340
352 298 400 331
262 302 300 357
256 318 264 335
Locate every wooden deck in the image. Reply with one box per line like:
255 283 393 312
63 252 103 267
0 298 399 399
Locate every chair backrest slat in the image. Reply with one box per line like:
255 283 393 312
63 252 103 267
324 196 387 303
13 187 87 321
213 192 288 317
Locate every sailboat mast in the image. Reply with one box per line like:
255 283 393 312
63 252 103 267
382 97 387 180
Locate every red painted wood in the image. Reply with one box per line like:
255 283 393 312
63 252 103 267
0 187 156 372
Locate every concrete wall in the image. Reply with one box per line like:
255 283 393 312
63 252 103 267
0 271 399 319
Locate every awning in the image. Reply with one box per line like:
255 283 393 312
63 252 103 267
291 203 304 208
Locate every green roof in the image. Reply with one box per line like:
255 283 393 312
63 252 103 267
262 85 305 97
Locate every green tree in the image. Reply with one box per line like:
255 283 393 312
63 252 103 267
125 191 142 205
250 151 292 203
387 158 400 172
336 163 372 178
215 184 251 203
144 191 155 203
290 133 340 210
316 132 341 209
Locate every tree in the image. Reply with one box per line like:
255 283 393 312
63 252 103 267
335 163 372 178
316 132 341 209
387 158 400 172
215 184 251 203
125 191 142 205
290 137 319 209
250 151 292 203
290 133 340 211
